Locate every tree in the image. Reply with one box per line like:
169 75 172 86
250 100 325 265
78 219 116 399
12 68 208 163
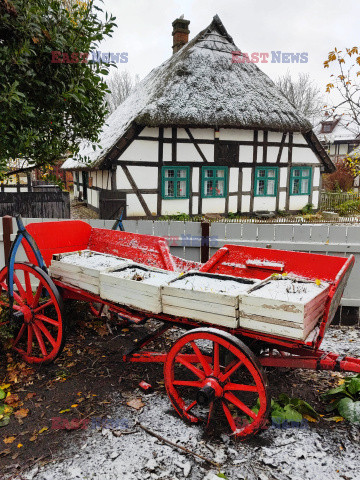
275 72 324 123
0 0 116 179
324 47 360 176
104 70 140 116
322 159 354 192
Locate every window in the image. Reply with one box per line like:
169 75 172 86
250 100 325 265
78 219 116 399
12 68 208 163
290 167 312 195
254 167 278 197
323 124 331 133
162 166 190 199
201 167 228 198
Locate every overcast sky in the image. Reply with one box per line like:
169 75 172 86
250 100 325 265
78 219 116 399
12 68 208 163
98 0 359 99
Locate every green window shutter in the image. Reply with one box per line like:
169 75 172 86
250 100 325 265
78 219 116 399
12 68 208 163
254 167 278 197
201 166 228 198
162 166 190 199
290 166 312 195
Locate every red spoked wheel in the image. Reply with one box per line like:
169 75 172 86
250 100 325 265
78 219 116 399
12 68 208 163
0 263 65 364
164 328 270 439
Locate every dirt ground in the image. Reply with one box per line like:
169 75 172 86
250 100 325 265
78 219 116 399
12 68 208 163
0 307 359 480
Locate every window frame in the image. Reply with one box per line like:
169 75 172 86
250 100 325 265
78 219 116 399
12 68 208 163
290 166 312 196
201 166 228 198
161 166 190 200
254 166 279 197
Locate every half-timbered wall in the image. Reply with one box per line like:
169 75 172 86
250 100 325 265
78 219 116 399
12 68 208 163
74 127 323 218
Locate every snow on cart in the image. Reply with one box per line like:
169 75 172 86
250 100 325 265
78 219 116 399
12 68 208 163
1 217 359 441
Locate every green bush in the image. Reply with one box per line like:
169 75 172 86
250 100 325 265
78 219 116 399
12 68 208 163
336 199 360 216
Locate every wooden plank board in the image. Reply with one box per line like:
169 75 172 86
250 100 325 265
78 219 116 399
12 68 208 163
100 284 162 313
50 272 99 295
161 294 237 317
161 284 238 307
240 315 321 340
162 302 238 328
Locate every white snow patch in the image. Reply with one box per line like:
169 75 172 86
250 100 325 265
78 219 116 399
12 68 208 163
59 250 131 270
107 267 178 286
171 274 257 295
249 278 328 303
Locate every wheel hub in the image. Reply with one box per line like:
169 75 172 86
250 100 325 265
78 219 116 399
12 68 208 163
20 305 33 324
197 377 223 406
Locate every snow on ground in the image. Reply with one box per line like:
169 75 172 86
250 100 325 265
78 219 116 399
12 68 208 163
14 327 360 480
172 274 257 295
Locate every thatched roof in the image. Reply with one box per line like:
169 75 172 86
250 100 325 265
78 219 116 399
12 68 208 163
63 15 327 170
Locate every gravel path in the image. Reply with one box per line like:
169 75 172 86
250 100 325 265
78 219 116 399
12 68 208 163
13 327 360 480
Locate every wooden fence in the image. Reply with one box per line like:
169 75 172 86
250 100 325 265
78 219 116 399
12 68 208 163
320 191 360 213
0 191 70 218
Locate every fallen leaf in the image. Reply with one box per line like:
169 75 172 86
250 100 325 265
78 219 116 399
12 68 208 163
303 414 318 423
0 384 11 390
3 436 16 444
29 435 37 442
5 394 20 406
17 443 23 448
71 404 78 408
14 408 29 419
59 409 71 414
0 448 10 456
126 398 144 410
38 427 48 434
24 393 36 401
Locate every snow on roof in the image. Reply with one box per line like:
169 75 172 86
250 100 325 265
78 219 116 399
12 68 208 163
63 15 314 170
314 114 360 143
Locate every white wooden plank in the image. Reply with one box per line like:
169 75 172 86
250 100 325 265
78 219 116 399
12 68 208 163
100 284 162 313
162 303 238 328
161 284 238 307
161 294 236 317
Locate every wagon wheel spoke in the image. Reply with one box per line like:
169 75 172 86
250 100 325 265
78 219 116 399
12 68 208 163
223 383 258 393
32 282 43 308
173 380 203 387
34 319 56 348
13 274 27 302
219 358 243 382
176 356 206 380
23 271 34 305
12 323 27 348
224 392 257 420
33 299 54 314
185 400 197 413
213 341 220 377
190 341 212 376
206 401 214 429
34 313 59 327
27 325 33 355
221 400 239 434
32 323 48 357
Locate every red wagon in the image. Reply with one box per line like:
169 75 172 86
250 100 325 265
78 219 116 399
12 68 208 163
0 217 359 439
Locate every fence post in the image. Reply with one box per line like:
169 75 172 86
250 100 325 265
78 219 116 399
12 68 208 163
2 215 13 264
201 221 210 263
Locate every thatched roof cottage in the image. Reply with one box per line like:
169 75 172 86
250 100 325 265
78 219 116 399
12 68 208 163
62 15 335 218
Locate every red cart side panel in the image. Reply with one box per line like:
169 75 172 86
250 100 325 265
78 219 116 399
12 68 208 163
201 244 350 283
24 221 92 267
88 228 176 270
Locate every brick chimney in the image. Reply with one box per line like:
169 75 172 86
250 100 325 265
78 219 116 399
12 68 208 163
172 16 190 54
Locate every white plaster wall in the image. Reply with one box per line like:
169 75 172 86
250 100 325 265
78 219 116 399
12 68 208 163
293 133 308 145
338 144 348 155
258 131 264 142
116 168 132 189
161 199 189 215
192 196 199 214
119 139 158 162
312 190 320 208
292 147 319 164
177 143 214 162
267 146 278 163
177 143 203 162
163 143 172 162
189 128 214 140
229 168 239 192
240 145 253 163
257 146 264 162
280 167 288 188
313 167 320 187
192 167 199 193
127 166 158 189
127 194 146 216
74 183 78 196
289 196 310 210
202 198 226 214
138 127 159 137
241 195 250 212
219 129 253 141
177 128 189 139
92 189 99 209
279 192 286 210
253 197 276 211
102 170 111 189
228 196 237 213
242 168 252 191
163 128 172 138
268 132 284 142
142 194 157 215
